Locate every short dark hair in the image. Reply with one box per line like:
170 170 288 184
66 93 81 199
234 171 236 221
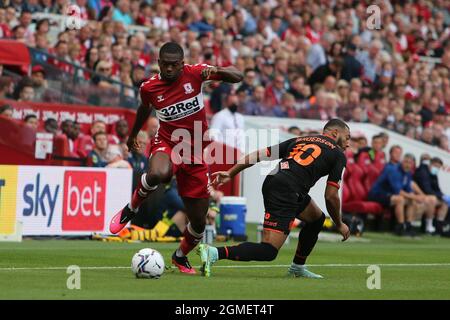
323 118 349 131
0 104 12 114
431 157 443 165
24 114 37 122
159 42 184 59
389 145 402 155
372 134 383 140
45 118 57 125
93 131 107 142
404 153 416 163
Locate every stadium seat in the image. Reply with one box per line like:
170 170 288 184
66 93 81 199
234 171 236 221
342 162 384 216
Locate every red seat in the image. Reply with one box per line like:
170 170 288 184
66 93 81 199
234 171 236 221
342 162 383 215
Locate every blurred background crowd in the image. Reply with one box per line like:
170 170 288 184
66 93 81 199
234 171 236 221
0 0 449 153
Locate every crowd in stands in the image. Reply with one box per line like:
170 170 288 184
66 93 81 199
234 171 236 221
0 0 449 152
342 128 450 237
1 1 450 236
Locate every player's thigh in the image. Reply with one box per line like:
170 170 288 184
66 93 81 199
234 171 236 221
148 151 174 182
297 197 322 223
182 197 209 224
262 229 288 250
176 163 210 198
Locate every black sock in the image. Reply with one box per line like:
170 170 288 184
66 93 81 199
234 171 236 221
217 242 278 261
293 213 325 265
436 220 444 234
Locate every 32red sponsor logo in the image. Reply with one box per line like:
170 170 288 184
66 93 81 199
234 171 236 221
62 171 106 231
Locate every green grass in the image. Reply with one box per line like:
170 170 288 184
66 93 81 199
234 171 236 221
1 226 450 300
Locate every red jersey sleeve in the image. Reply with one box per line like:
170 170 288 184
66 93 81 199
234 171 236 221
139 82 153 108
190 63 222 81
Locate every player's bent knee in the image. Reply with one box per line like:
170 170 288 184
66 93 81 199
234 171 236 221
261 242 279 261
189 220 206 234
305 212 326 233
148 168 172 184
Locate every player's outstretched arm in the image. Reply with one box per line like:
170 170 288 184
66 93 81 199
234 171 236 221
127 103 152 152
202 66 244 83
325 184 350 241
211 147 272 187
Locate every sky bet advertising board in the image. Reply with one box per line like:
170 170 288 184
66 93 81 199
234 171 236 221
0 166 131 236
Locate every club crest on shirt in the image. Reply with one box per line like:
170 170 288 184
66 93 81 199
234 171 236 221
183 83 194 94
157 95 164 102
280 161 289 170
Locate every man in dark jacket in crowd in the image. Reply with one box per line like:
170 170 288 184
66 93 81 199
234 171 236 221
414 155 449 236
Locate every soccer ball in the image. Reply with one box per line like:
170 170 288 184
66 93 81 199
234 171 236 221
131 248 165 279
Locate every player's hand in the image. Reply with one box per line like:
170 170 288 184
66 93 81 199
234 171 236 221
210 171 231 188
126 135 140 153
201 66 218 80
336 222 350 242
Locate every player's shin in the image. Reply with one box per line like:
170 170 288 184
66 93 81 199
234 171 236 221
293 213 325 265
217 242 278 261
176 223 204 257
130 173 158 211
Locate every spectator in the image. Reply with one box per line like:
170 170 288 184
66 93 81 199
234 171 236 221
30 65 48 101
388 145 403 165
273 92 297 118
0 104 13 118
356 134 386 173
356 39 383 83
209 82 233 114
44 118 58 135
308 58 342 88
111 119 129 145
49 40 72 73
0 76 14 100
210 93 245 152
243 85 270 116
237 69 257 96
265 74 286 107
24 114 38 130
414 155 449 235
288 75 311 102
127 130 148 173
77 120 112 157
306 32 334 72
60 119 79 157
17 82 35 102
106 145 132 168
112 0 133 26
87 131 109 167
341 43 363 82
368 154 419 236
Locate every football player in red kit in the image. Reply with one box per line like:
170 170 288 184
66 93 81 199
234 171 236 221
109 42 243 274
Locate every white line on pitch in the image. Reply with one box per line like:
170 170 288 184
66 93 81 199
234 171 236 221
2 263 450 271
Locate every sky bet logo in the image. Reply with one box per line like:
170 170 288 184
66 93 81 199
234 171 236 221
23 173 59 227
22 171 106 231
62 171 106 231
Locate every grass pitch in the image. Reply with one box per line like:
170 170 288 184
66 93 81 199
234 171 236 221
1 226 450 300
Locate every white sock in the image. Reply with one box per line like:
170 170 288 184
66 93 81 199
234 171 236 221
291 263 305 269
426 218 434 232
175 248 185 258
